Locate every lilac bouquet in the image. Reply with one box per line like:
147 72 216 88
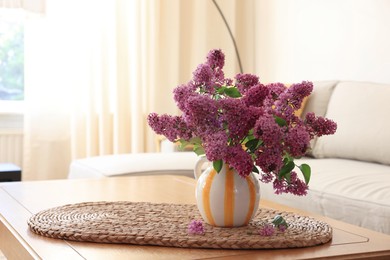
148 49 336 196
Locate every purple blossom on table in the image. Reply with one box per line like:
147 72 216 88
188 220 205 235
278 224 287 232
258 224 275 236
147 49 337 196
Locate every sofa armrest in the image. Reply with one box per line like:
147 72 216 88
68 152 200 179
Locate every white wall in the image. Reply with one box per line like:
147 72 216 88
254 0 390 84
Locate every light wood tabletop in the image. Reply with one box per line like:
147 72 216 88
1 175 390 259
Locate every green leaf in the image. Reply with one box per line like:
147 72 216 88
278 160 295 179
193 145 205 156
252 166 259 174
224 87 242 98
216 86 227 94
272 215 285 225
299 164 311 185
285 172 291 184
274 115 287 127
283 152 293 162
245 138 261 152
213 160 223 173
272 215 288 228
241 131 256 144
189 137 202 145
177 140 189 151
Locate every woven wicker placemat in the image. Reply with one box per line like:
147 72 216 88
28 201 332 249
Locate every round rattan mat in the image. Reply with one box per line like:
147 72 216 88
28 201 332 249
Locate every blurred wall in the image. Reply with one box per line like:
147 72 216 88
253 0 390 84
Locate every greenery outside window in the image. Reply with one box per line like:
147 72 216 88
0 9 24 113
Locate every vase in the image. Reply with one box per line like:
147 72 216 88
194 156 260 227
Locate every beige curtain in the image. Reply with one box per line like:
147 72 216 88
22 0 256 180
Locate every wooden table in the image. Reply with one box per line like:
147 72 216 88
1 175 390 259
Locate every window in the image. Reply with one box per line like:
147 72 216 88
0 9 24 102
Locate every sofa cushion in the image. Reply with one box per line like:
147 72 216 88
260 158 390 234
313 81 390 165
301 80 338 118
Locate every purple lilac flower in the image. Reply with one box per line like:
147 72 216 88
224 77 233 86
259 171 274 183
213 69 225 83
273 171 308 196
147 113 193 142
206 49 225 69
305 112 337 137
255 146 284 174
253 115 283 146
147 113 177 141
224 145 254 178
203 131 229 162
219 98 258 141
287 81 313 108
192 63 214 91
259 224 275 236
148 49 338 197
184 95 220 134
266 82 286 99
285 125 311 157
235 73 259 94
248 106 264 120
274 93 296 122
278 225 287 232
188 220 205 235
273 81 313 122
173 83 197 112
242 83 269 108
174 116 194 141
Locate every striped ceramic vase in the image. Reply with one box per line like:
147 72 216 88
194 156 260 227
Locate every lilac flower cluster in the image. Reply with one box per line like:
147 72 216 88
258 224 275 236
148 49 337 196
273 171 308 196
258 223 288 237
187 220 205 235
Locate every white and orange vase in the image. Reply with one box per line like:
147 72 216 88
194 156 260 227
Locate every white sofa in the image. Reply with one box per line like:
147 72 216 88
69 81 390 235
68 152 199 179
